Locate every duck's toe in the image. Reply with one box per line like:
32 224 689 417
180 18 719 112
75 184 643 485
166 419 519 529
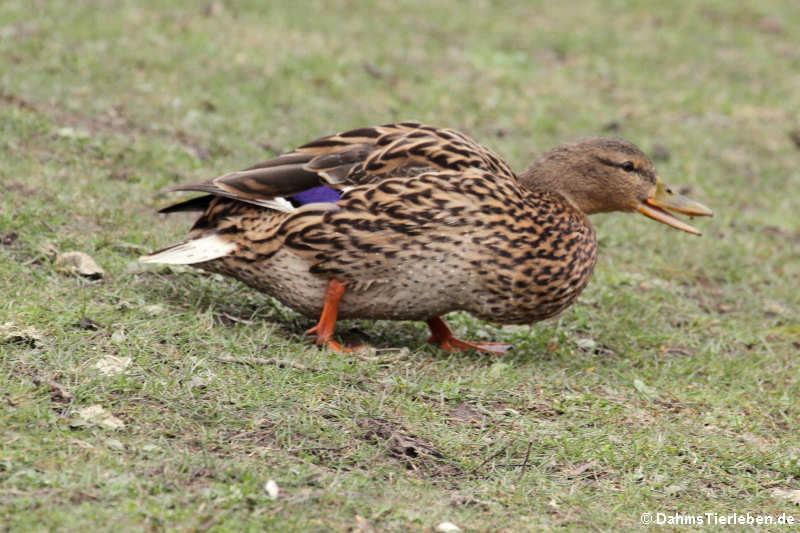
425 316 512 355
435 337 513 355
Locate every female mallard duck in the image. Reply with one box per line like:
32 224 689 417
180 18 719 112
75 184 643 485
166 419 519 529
142 122 712 354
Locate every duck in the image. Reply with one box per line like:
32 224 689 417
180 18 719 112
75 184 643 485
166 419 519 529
141 122 712 354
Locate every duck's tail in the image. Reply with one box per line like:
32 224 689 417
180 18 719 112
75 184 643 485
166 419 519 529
139 234 236 265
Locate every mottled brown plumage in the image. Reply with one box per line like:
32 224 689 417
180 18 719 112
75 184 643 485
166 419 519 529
142 122 712 353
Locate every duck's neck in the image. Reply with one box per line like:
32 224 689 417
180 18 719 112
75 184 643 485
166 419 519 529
518 157 608 215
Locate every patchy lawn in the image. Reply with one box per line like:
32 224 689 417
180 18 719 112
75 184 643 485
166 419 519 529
1 1 799 531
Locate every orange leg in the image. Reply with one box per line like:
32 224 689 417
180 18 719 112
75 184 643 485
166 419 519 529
426 316 512 355
305 279 361 352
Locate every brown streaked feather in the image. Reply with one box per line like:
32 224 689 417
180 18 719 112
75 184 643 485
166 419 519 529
160 122 516 211
242 152 317 170
282 170 500 283
165 164 322 207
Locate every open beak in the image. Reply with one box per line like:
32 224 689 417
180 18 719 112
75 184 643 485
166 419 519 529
638 177 713 236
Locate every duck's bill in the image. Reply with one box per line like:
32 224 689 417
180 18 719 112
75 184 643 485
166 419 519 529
638 179 713 236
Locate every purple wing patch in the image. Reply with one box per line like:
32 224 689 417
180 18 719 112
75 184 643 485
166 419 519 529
290 186 342 206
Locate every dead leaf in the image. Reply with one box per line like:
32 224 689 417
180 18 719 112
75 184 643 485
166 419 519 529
140 443 160 454
763 301 788 317
741 432 769 451
448 403 485 426
39 242 59 259
105 438 124 451
143 304 167 316
575 338 597 350
576 337 616 356
76 405 125 430
565 460 599 478
188 375 211 389
665 483 686 495
55 251 105 279
111 329 126 344
32 375 73 402
94 355 132 376
772 488 800 505
1 322 44 347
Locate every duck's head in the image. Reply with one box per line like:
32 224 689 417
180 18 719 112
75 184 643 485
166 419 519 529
519 138 713 235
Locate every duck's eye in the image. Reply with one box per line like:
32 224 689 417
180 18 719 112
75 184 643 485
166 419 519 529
621 161 635 172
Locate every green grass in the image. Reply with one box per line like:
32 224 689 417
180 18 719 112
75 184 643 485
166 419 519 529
2 0 800 531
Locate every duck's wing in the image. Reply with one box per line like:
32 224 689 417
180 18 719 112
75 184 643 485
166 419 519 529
160 122 516 210
277 168 526 287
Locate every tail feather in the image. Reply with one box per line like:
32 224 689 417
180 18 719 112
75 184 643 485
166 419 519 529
164 164 322 207
158 194 215 214
139 234 236 265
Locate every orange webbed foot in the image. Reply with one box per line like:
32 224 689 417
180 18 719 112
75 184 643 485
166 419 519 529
425 317 512 355
434 337 513 355
305 279 371 353
305 325 369 353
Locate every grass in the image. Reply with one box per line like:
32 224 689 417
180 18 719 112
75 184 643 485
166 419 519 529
2 0 800 530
